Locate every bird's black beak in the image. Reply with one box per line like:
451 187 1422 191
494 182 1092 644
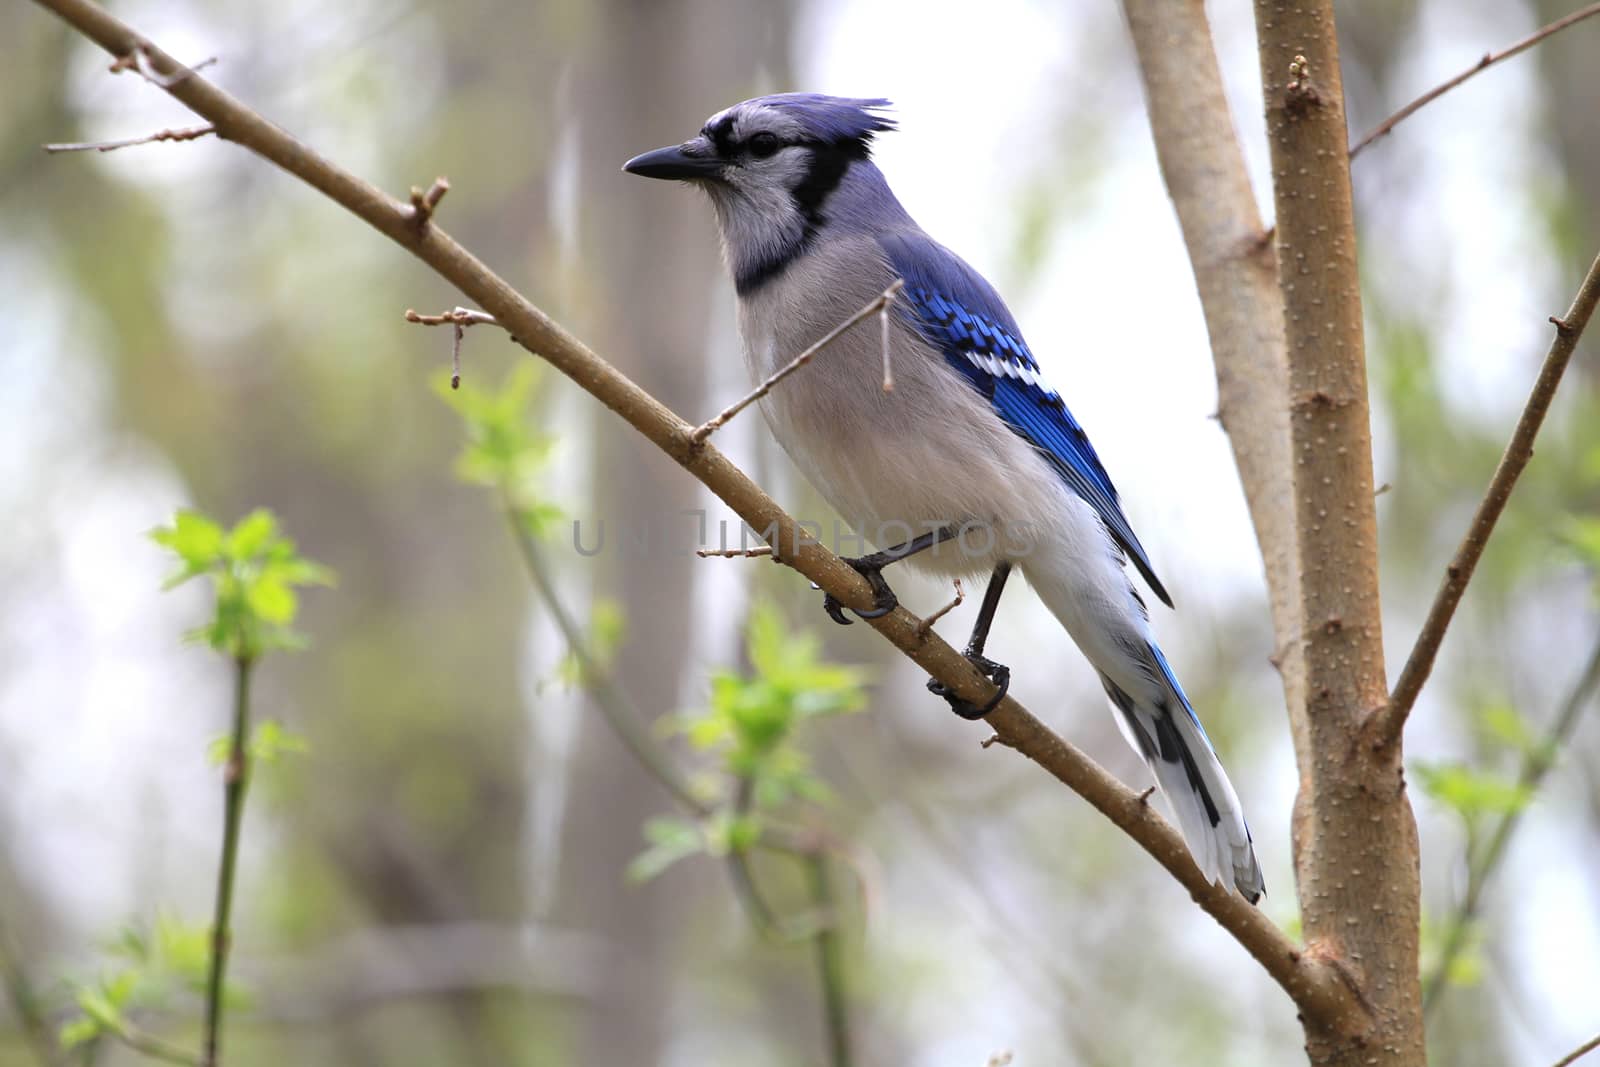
622 140 723 181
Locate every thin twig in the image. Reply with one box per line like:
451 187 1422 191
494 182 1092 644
408 177 450 229
405 307 499 387
1553 1032 1600 1067
404 306 497 328
915 579 964 639
695 545 774 559
1380 248 1600 744
879 292 895 393
111 1021 203 1067
111 45 215 88
690 280 904 444
43 123 214 153
501 495 708 815
34 0 1359 1027
202 656 254 1067
1421 629 1600 1013
1350 2 1600 159
725 774 803 942
807 854 853 1067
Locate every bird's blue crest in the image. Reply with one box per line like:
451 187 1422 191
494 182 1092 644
752 93 896 149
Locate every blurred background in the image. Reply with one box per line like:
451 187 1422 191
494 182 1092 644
2 1 1598 1064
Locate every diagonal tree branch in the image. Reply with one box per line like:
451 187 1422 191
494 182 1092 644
1378 250 1600 744
1349 2 1600 160
1553 1032 1600 1067
31 0 1360 1030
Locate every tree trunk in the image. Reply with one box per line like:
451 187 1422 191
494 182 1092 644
1253 3 1425 1063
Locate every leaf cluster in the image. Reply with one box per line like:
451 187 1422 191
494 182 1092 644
151 508 334 661
434 365 562 536
59 916 241 1051
630 605 865 884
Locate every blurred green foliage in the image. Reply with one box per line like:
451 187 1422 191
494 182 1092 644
631 605 866 885
679 605 866 803
434 366 563 538
58 915 237 1054
151 509 334 662
57 509 331 1060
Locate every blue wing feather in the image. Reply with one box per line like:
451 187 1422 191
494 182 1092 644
879 230 1172 608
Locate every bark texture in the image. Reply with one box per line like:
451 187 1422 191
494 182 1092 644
1253 2 1424 1063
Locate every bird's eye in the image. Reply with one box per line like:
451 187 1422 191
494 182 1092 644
747 132 781 159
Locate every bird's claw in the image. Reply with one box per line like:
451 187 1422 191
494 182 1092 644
818 557 899 625
927 654 1010 720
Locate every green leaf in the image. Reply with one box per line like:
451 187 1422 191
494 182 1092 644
1476 702 1537 755
274 558 337 588
75 986 123 1030
589 600 627 662
627 817 705 883
152 916 211 987
102 969 138 1008
225 509 279 562
251 720 309 763
1421 913 1485 990
151 510 223 568
519 502 565 541
247 575 297 625
438 365 561 516
1414 762 1531 820
59 1017 101 1049
670 603 865 824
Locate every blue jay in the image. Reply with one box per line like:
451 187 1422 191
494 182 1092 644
625 94 1263 902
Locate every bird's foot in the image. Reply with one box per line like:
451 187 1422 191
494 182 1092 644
927 654 1010 720
818 556 899 625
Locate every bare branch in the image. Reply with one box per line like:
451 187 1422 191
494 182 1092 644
34 0 1361 1028
1553 1032 1600 1067
696 545 774 559
915 579 964 639
1351 2 1600 160
1379 248 1600 744
405 306 500 387
690 280 903 444
404 306 497 328
44 123 214 153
